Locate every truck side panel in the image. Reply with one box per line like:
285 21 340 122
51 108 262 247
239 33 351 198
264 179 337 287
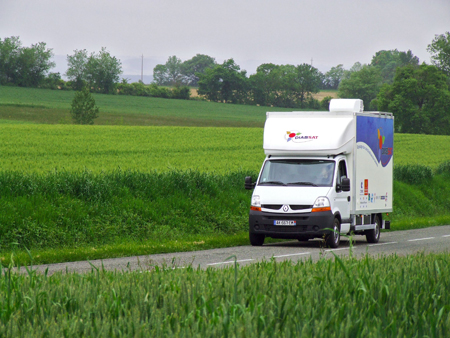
355 115 394 213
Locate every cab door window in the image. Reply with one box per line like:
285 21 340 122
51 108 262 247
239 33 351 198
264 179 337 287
336 160 347 192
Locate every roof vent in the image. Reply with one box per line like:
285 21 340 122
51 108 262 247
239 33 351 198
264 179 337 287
329 99 364 113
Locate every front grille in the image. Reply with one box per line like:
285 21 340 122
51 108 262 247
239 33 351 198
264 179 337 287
261 204 312 211
262 204 282 210
290 205 312 210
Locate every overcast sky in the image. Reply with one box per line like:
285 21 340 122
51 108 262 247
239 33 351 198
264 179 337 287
1 0 449 78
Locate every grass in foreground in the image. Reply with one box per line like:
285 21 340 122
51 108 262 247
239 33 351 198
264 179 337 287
1 253 449 337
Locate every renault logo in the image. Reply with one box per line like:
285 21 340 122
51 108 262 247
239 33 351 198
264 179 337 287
282 205 289 212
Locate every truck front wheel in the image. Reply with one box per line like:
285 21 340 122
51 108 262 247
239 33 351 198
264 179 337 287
366 215 381 243
325 218 340 248
250 232 265 246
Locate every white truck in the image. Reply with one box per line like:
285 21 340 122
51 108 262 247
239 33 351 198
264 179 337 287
245 99 393 248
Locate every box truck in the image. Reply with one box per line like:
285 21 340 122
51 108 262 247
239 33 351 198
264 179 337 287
245 99 393 248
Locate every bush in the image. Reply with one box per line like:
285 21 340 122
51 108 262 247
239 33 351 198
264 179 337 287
305 95 320 109
320 96 333 110
394 164 433 184
435 160 450 176
148 84 170 98
70 87 99 125
171 85 191 100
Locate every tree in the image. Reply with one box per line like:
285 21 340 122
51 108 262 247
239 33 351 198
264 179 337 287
248 63 322 108
294 63 323 107
153 64 170 86
66 49 89 90
197 59 248 103
152 55 185 86
370 49 419 83
86 47 122 94
377 64 450 135
338 65 382 109
181 54 216 86
323 64 345 89
66 47 122 94
427 32 450 77
0 36 21 84
342 62 364 80
70 87 100 125
249 63 280 106
0 37 54 87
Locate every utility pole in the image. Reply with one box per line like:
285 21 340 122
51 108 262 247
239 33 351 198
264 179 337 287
311 57 313 66
141 54 144 83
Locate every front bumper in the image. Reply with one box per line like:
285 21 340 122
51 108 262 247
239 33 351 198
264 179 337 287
249 209 335 239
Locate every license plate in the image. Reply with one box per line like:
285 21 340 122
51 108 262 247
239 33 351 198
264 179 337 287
274 220 296 226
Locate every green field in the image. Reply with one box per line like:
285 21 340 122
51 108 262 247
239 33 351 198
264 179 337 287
0 86 296 127
1 86 450 266
1 253 449 336
1 86 450 337
1 124 450 173
0 125 265 173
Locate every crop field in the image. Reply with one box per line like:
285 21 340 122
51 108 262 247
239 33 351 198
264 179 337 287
1 86 450 266
0 123 450 264
0 125 265 173
1 253 450 336
1 87 450 337
1 124 450 174
0 86 297 127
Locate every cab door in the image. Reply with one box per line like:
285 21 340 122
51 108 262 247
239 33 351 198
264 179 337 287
333 159 351 222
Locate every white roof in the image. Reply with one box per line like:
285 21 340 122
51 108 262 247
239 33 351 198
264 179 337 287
263 111 355 156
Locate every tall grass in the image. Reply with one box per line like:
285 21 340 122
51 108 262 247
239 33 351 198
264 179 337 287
1 167 450 264
0 169 256 252
1 253 449 337
393 164 433 184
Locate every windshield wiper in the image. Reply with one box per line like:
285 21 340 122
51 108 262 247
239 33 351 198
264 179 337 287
287 181 318 186
259 181 287 186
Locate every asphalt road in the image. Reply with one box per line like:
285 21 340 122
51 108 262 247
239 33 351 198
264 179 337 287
28 225 450 275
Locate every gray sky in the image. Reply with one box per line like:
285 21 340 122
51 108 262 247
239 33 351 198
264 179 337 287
1 0 449 78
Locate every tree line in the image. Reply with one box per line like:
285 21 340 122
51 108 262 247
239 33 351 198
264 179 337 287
1 32 450 134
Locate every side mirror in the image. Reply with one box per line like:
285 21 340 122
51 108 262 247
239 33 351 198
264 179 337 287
245 176 255 190
341 177 350 192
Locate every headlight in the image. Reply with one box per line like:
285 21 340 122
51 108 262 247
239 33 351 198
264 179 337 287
251 195 261 207
250 195 261 211
312 197 331 212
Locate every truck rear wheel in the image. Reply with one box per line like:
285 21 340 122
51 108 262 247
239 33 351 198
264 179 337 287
366 215 381 243
325 218 340 248
250 232 265 246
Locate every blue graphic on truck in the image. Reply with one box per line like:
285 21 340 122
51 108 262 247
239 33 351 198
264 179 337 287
356 116 393 167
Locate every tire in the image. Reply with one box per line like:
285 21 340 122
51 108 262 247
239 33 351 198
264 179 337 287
325 218 341 248
249 232 265 246
366 215 381 243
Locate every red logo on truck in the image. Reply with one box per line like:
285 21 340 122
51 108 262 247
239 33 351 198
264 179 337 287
285 131 318 143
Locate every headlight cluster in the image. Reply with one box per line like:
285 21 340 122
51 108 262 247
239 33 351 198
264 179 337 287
312 197 331 212
250 195 261 211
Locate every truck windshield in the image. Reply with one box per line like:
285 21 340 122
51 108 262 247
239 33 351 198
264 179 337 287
258 160 335 187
